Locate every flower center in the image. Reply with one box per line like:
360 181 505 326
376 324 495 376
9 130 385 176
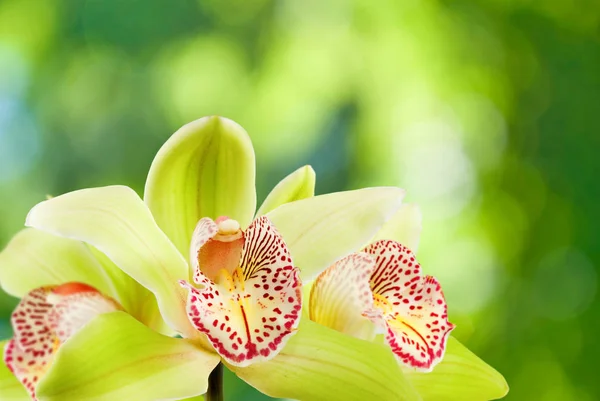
198 216 244 282
373 293 393 315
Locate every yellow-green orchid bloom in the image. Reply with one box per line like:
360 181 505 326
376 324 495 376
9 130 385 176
0 230 219 401
5 116 419 400
308 204 510 400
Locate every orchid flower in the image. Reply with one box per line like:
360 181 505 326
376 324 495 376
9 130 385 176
4 116 422 400
307 204 509 400
0 230 219 401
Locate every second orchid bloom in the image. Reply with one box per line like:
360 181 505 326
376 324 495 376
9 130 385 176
310 239 454 371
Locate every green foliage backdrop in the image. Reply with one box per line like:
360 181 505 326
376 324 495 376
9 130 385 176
0 0 598 399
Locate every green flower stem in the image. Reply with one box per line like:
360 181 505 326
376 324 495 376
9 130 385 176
206 363 223 401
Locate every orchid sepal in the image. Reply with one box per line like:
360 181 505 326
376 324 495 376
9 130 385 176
372 203 423 253
255 165 316 216
0 228 167 334
232 318 422 401
144 116 256 256
403 336 509 400
35 311 220 401
267 187 406 280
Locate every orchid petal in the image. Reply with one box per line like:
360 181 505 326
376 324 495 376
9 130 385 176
0 229 166 333
256 165 316 216
36 312 220 401
145 116 256 256
365 240 454 371
0 341 28 401
404 337 509 400
5 288 55 399
47 283 121 343
372 203 423 253
267 187 405 280
182 216 302 367
86 246 171 334
309 253 378 340
0 229 114 299
233 319 421 401
25 185 195 337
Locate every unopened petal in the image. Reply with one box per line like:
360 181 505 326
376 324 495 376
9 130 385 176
372 203 423 253
267 187 406 280
365 240 454 371
403 337 509 400
0 341 29 401
182 216 301 367
233 319 421 401
309 253 378 340
0 229 166 333
256 165 316 216
36 312 220 401
145 116 256 256
25 186 196 337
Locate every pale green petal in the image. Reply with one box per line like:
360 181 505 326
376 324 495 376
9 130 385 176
0 340 29 401
404 337 509 401
25 185 196 337
267 187 405 279
0 228 116 299
37 312 220 401
0 229 168 333
372 203 422 253
145 116 256 255
233 319 421 401
256 165 316 216
86 246 171 335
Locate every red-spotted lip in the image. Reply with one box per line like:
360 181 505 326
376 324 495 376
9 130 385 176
363 239 454 371
182 215 303 367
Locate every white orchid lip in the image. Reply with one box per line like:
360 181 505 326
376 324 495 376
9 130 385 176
181 216 302 367
4 283 120 399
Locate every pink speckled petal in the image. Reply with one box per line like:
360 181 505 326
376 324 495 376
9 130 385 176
5 284 121 399
364 240 454 371
181 216 302 367
309 253 379 340
47 283 121 343
5 288 55 399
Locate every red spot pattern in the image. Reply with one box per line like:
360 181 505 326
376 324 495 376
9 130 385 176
3 284 120 399
4 287 54 400
364 240 454 371
47 291 121 343
181 216 302 367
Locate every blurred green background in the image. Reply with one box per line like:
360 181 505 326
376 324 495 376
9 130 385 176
0 0 599 400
